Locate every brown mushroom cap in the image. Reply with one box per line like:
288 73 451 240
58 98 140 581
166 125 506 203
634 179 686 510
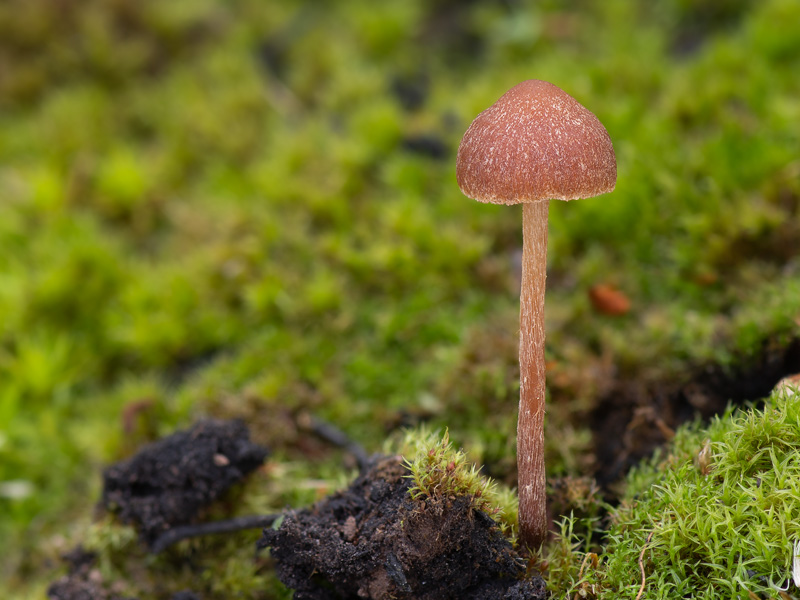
456 79 617 205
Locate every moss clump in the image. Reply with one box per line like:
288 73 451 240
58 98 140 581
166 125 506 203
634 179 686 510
549 385 800 598
399 428 518 542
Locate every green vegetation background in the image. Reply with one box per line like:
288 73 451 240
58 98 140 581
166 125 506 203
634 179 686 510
1 0 798 597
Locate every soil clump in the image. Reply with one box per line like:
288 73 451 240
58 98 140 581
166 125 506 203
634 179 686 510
47 546 201 600
47 546 134 600
102 419 268 545
259 455 546 600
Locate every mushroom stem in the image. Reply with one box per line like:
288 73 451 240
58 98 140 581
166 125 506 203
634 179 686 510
518 199 549 549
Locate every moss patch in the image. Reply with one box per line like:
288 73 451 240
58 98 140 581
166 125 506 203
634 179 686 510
549 386 800 598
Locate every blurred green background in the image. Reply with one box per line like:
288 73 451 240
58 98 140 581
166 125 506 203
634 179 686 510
1 0 798 597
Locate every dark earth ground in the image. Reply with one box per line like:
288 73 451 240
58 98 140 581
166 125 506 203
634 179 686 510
47 338 800 599
592 337 800 486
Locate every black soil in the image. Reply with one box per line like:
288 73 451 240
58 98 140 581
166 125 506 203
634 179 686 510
47 547 134 600
258 455 547 600
591 338 800 486
47 546 202 600
102 419 268 545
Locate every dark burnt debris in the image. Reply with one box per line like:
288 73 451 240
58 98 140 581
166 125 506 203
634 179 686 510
102 419 268 546
258 455 546 600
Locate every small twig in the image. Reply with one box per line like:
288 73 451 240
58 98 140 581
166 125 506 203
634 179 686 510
299 413 371 473
636 531 655 600
150 513 281 554
577 551 598 580
573 552 599 600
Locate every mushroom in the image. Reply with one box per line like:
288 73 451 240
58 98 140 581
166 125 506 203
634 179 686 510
456 79 616 549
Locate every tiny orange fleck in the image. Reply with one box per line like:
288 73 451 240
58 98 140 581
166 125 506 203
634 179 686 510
588 284 630 316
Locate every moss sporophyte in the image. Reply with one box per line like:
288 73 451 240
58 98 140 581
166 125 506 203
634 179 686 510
456 80 616 550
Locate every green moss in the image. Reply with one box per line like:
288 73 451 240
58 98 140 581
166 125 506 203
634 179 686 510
549 386 800 598
399 428 518 541
77 512 289 600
